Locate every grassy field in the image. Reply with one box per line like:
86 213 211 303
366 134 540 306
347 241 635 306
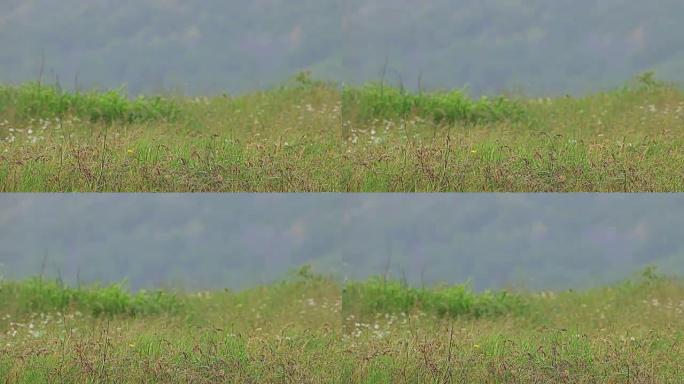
1 73 683 191
0 267 342 383
2 267 684 382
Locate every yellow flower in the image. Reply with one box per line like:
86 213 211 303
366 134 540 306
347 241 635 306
473 344 480 349
127 149 134 154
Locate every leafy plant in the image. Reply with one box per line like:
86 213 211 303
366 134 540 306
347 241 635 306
0 278 184 317
344 276 528 318
0 82 181 123
342 83 526 125
635 71 660 89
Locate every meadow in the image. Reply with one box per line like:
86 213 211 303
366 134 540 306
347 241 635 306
0 267 342 383
1 73 683 191
2 266 684 382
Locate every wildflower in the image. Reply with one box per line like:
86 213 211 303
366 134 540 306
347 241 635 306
127 149 134 154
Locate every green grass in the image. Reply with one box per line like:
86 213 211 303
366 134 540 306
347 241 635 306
0 268 342 383
341 268 684 383
343 277 528 319
342 82 526 125
0 278 184 317
0 82 181 124
3 267 684 382
1 73 684 191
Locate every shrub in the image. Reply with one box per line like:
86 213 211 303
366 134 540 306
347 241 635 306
0 278 184 317
0 82 181 123
342 83 526 125
344 276 528 318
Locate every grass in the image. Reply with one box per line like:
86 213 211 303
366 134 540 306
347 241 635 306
0 278 184 317
0 82 181 124
0 72 683 191
343 277 528 319
0 267 342 383
2 267 684 382
341 82 526 125
342 267 684 383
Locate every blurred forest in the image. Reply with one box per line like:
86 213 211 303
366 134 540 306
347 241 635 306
1 1 683 95
1 195 684 291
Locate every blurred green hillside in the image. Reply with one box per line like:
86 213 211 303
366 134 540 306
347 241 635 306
2 195 684 291
3 1 684 95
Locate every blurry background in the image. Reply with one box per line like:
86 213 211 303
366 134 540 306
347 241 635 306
2 194 684 291
2 1 684 95
0 0 343 95
338 194 684 290
0 194 346 290
342 0 684 95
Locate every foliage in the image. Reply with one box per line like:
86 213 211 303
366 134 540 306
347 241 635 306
284 71 335 91
343 277 528 318
343 83 526 125
0 82 181 123
0 278 184 317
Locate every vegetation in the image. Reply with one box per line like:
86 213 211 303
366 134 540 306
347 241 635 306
343 277 528 318
2 267 684 382
0 268 342 383
1 73 683 191
0 278 184 317
342 267 684 382
342 83 526 126
0 83 180 124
